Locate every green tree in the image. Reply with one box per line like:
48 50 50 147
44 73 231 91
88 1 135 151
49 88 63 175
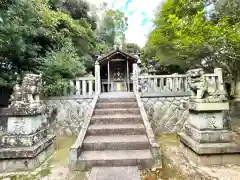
145 0 240 86
122 43 140 54
95 5 128 54
0 0 95 95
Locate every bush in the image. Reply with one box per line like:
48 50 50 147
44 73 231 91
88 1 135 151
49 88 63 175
42 40 85 96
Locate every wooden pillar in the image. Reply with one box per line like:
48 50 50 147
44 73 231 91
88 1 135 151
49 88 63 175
108 61 110 92
127 59 130 91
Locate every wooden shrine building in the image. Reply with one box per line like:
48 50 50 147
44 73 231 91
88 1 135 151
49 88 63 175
96 48 140 92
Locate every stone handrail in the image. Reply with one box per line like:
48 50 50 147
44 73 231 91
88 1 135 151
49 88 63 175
135 93 162 168
69 75 95 96
68 94 99 170
138 74 190 94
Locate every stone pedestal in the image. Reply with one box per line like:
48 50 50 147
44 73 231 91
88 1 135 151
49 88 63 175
0 112 55 172
0 73 55 172
179 101 240 166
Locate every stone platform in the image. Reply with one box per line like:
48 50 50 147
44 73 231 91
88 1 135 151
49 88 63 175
0 135 55 172
89 166 141 180
179 133 240 166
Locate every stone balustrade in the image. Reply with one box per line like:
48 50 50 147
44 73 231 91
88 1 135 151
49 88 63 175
138 70 223 96
69 75 95 97
138 74 190 94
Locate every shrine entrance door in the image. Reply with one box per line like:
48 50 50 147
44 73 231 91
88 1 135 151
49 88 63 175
111 66 127 92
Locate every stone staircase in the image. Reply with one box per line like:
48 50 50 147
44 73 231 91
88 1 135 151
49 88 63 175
76 97 154 170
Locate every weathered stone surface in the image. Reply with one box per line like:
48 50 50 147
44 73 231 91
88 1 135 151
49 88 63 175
0 73 55 173
7 115 43 135
0 135 55 159
1 128 47 147
0 139 54 173
187 68 227 103
189 102 229 111
89 166 141 180
180 141 240 166
77 150 153 170
44 98 94 136
179 133 240 155
179 68 240 166
188 111 225 130
72 93 157 171
184 124 233 143
8 73 43 116
141 96 189 133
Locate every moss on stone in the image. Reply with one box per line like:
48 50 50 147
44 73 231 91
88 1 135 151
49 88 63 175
0 135 87 180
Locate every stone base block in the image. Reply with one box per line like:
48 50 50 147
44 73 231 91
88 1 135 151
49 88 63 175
0 135 55 173
1 128 48 147
8 115 44 135
184 124 233 143
180 142 240 166
179 133 240 166
188 102 229 111
188 111 224 130
179 133 240 154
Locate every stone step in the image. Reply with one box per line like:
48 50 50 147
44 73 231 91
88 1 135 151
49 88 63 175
83 135 149 150
98 98 136 103
89 166 141 180
91 114 142 124
94 108 140 115
76 150 153 170
95 102 138 109
87 124 146 136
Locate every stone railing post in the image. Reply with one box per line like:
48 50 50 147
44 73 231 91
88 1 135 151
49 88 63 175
132 63 138 93
88 79 93 95
82 80 87 96
70 80 75 95
95 61 101 95
76 79 81 95
214 68 225 95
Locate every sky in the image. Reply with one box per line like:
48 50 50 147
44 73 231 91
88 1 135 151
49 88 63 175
88 0 163 47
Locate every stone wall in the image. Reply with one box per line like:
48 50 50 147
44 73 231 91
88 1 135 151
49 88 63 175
141 95 189 133
43 96 94 136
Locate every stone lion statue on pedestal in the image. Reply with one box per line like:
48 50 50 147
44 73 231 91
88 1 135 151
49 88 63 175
9 73 43 115
187 68 227 102
187 68 208 99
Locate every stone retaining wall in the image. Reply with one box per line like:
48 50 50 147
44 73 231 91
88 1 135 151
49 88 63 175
141 95 189 133
43 96 94 136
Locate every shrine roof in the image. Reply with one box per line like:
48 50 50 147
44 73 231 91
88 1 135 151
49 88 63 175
97 48 139 64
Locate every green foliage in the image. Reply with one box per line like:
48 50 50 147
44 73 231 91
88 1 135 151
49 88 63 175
0 0 97 96
42 40 86 96
95 5 128 54
145 0 240 82
0 0 129 96
123 43 140 54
